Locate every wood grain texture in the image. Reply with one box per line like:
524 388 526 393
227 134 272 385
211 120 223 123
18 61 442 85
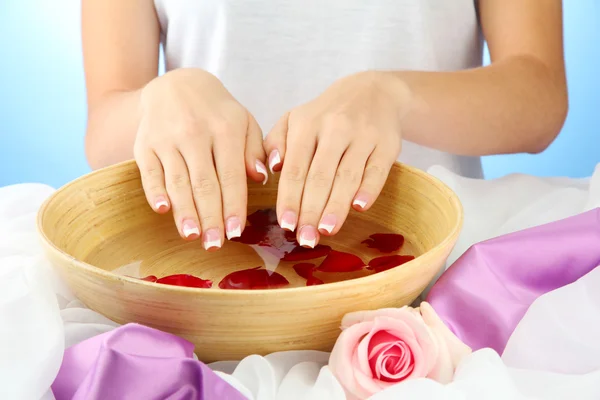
37 159 462 362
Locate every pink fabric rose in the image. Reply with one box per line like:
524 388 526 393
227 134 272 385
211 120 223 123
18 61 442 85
329 302 471 399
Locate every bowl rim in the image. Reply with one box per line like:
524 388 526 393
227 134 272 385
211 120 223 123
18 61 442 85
37 159 463 297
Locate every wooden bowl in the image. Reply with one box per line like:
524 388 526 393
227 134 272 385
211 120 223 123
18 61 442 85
37 160 462 362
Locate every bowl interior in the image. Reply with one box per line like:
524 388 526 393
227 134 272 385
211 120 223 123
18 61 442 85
39 161 461 290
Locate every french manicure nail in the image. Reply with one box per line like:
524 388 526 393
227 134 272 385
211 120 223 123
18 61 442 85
352 195 369 210
299 225 317 248
268 150 281 174
255 160 268 185
203 228 222 250
280 210 297 231
182 220 200 238
318 214 337 234
154 197 169 212
226 217 242 240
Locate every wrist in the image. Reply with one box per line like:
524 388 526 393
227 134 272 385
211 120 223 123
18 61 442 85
148 68 221 94
379 71 412 113
162 67 215 80
361 70 413 135
142 68 224 106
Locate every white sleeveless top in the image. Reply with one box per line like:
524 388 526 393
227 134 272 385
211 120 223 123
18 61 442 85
154 0 485 178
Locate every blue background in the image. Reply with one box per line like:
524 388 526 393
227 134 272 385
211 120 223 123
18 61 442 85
0 1 598 188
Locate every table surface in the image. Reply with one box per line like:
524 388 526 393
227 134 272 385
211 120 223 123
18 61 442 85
2 164 600 400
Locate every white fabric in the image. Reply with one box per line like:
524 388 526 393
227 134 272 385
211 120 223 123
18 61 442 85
154 0 485 179
2 164 600 399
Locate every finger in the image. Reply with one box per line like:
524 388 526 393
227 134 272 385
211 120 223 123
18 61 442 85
160 149 201 240
318 142 374 235
180 142 225 251
297 137 347 246
135 148 170 214
214 132 248 241
352 144 399 212
264 112 289 174
245 113 268 184
276 127 316 236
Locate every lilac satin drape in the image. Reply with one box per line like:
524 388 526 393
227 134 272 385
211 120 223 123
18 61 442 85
51 323 245 400
427 208 600 355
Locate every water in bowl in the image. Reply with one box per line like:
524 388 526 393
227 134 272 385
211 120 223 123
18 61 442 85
84 208 419 290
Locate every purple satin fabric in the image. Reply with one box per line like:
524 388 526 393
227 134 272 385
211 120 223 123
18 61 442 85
427 208 600 355
51 323 245 400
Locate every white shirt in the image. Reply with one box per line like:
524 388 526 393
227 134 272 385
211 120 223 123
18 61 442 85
154 0 484 178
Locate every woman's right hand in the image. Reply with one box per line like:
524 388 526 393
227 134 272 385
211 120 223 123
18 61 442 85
135 68 268 250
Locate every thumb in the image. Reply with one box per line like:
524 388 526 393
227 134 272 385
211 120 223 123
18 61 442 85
245 112 268 184
264 111 289 174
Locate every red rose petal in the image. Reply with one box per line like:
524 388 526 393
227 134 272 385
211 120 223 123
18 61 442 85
292 263 325 286
362 233 405 253
284 229 299 243
218 266 290 290
156 274 213 288
311 269 373 284
292 263 316 279
233 214 297 251
367 255 416 273
282 244 331 261
247 208 279 227
258 226 297 252
231 225 268 245
306 276 324 286
316 250 366 272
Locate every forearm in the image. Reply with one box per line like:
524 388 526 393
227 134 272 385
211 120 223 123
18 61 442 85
84 89 143 170
388 55 568 156
85 89 147 169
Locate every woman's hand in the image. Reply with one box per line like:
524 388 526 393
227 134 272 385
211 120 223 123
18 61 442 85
136 68 268 250
264 71 408 247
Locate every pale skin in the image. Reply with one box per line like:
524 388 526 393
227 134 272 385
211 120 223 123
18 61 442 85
82 0 567 250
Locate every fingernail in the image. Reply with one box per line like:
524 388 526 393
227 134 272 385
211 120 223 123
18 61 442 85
352 195 369 210
154 196 169 213
268 150 281 174
318 214 337 234
299 225 317 248
280 210 297 231
182 220 200 239
203 228 222 250
255 160 268 185
226 217 242 240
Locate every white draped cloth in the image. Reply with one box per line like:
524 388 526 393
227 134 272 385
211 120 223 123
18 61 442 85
2 164 600 399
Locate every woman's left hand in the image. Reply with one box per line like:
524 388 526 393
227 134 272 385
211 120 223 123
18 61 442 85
264 71 408 248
